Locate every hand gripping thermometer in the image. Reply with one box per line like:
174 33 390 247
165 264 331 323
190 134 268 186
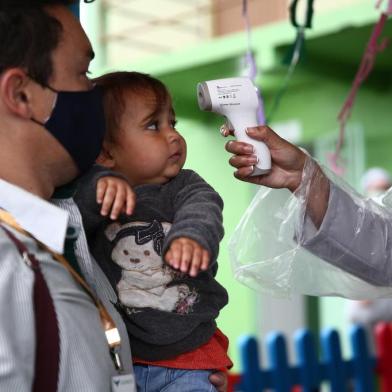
197 77 271 175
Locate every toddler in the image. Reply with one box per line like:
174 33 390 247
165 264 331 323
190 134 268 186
74 71 232 391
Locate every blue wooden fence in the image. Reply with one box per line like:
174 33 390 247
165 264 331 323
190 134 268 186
235 326 377 391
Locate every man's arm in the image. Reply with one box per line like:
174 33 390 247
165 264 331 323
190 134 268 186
299 181 392 287
224 125 392 287
0 230 35 390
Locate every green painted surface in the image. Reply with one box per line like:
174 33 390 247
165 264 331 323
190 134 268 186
179 118 259 369
98 0 377 76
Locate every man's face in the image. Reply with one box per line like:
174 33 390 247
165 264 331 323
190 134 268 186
28 5 96 186
46 5 94 91
366 179 392 198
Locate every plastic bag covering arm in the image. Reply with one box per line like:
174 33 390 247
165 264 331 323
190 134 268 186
229 157 392 299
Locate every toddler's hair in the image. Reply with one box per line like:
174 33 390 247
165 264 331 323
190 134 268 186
94 71 170 142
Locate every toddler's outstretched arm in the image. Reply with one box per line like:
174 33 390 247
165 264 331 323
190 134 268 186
162 170 224 278
165 237 210 277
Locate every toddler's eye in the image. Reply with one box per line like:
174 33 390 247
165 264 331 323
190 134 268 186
146 122 159 131
171 120 177 129
123 250 129 255
144 250 150 256
81 69 92 78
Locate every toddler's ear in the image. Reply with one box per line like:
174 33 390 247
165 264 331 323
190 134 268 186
96 141 115 168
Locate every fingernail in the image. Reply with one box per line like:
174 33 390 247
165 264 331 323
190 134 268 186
244 145 254 154
248 156 259 164
246 166 254 176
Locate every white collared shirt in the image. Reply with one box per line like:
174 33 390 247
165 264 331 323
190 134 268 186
0 179 68 253
0 179 135 391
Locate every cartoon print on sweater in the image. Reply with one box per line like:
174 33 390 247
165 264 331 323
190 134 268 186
105 220 198 313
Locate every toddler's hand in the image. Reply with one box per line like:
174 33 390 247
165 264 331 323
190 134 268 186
96 177 135 220
165 237 210 277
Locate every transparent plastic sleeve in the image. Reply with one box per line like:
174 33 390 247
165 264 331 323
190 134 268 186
229 157 392 299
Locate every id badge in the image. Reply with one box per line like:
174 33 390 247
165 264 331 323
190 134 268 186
111 373 136 392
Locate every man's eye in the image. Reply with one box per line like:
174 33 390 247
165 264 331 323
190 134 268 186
171 120 177 129
146 122 159 131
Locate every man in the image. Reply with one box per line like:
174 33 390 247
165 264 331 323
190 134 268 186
360 167 392 198
0 2 136 390
0 1 227 390
224 125 392 288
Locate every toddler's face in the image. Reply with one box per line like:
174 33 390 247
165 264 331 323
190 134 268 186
109 90 187 186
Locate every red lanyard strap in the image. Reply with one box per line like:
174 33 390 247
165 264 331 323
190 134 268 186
0 224 60 392
0 209 123 371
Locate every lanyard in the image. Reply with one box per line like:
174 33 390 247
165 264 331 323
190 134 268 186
0 209 123 371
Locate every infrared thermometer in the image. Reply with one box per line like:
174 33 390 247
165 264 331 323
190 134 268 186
197 77 271 175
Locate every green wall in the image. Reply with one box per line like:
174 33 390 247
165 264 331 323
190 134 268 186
179 117 258 369
262 66 392 169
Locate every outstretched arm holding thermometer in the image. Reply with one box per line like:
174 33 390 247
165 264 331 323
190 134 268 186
198 79 392 294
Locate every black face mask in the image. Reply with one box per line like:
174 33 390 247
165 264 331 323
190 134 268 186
31 84 106 174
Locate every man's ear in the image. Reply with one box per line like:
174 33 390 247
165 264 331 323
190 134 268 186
96 141 116 168
0 68 33 119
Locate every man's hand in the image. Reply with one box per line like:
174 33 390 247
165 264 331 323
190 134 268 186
96 177 135 220
223 125 307 192
209 371 228 392
165 237 210 277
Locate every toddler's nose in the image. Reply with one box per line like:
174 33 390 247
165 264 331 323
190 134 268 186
166 129 181 143
130 258 140 264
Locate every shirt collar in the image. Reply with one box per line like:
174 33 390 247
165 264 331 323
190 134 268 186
0 179 69 254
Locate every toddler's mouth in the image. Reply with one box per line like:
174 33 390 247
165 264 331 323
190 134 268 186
169 152 182 161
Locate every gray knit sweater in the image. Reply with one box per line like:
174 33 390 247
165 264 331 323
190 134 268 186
74 165 228 361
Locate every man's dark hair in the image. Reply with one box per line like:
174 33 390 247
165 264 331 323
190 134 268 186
0 0 95 85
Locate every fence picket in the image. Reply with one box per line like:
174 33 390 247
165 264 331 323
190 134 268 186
350 325 375 392
238 335 263 391
294 329 320 391
321 329 347 391
267 332 292 392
